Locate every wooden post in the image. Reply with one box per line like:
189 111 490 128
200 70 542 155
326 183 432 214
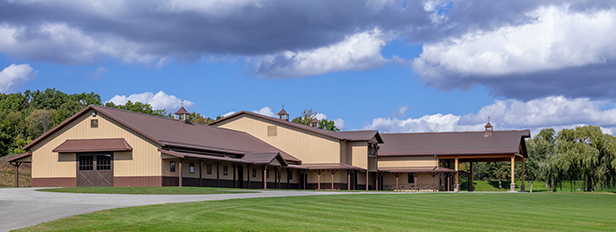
278 166 281 189
521 158 526 192
376 172 379 191
199 160 203 187
263 165 267 190
232 164 236 188
414 173 419 192
216 161 220 187
447 174 450 191
510 156 516 192
287 169 290 189
331 171 334 190
179 159 183 187
454 158 459 191
347 171 351 190
247 165 251 189
14 163 21 188
365 171 369 191
395 174 399 191
469 162 473 192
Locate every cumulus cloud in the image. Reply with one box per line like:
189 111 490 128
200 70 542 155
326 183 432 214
253 28 394 78
107 91 194 113
0 63 36 93
312 112 347 130
412 4 616 100
364 96 616 136
252 106 276 117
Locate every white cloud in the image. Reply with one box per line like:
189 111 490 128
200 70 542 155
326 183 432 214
252 106 276 117
107 91 194 113
87 67 107 78
413 5 616 79
0 63 36 93
254 28 393 78
364 96 616 136
222 111 236 117
312 112 347 130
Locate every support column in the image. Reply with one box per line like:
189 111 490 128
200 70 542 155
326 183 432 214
454 158 459 192
447 174 450 191
216 161 220 187
232 164 237 188
521 158 526 192
365 171 369 191
263 165 267 190
431 172 436 192
469 162 474 192
376 172 379 191
247 165 251 189
414 173 418 192
287 169 290 189
347 171 351 190
393 173 402 191
510 156 516 192
277 166 281 189
13 162 21 188
199 160 203 187
179 159 183 187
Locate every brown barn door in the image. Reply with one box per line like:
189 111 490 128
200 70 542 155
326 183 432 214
77 153 113 187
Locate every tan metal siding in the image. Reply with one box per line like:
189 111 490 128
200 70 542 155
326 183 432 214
30 109 161 178
378 156 438 168
216 115 341 164
350 142 368 169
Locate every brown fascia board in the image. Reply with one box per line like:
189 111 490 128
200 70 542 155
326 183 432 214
22 105 166 151
5 152 32 162
379 150 520 157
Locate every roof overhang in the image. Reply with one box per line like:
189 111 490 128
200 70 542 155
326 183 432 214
158 149 251 163
242 152 288 166
52 138 133 153
291 163 365 171
379 166 457 173
6 152 32 164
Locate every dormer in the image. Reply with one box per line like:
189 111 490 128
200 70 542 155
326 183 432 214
174 106 191 124
310 118 320 128
484 122 493 137
277 108 289 121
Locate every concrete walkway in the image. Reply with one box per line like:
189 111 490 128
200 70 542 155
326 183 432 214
0 188 357 232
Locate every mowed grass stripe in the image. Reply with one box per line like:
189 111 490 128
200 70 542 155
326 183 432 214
18 193 616 231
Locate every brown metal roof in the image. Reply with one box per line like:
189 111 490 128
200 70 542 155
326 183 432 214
174 106 189 115
242 152 288 166
52 138 133 153
379 130 530 158
5 152 32 163
159 149 251 163
209 111 382 142
277 108 288 115
294 163 365 171
23 105 300 163
379 166 457 173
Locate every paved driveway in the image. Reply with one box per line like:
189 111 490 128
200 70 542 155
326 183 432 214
0 188 356 232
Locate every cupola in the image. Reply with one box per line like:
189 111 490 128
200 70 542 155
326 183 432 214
277 108 289 121
310 118 320 128
484 121 493 137
174 106 191 124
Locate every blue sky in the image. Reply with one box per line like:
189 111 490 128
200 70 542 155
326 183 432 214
2 0 616 136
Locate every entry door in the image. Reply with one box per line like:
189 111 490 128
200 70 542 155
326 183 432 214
77 153 113 187
238 166 244 188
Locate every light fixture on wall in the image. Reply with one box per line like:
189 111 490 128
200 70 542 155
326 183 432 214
91 111 97 117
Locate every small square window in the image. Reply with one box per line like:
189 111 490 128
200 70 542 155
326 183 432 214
170 161 176 172
189 163 195 174
207 164 212 174
223 166 228 175
252 169 257 178
90 119 98 128
267 126 277 136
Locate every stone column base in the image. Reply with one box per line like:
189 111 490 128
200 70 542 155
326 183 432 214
509 183 516 192
454 184 460 192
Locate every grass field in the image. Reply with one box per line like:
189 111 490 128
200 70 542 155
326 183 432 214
18 193 616 231
0 161 31 188
37 186 258 194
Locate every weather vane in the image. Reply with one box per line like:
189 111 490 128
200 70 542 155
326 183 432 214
181 100 184 106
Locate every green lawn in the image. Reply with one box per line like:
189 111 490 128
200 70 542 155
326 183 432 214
36 187 258 194
19 193 616 231
469 180 616 193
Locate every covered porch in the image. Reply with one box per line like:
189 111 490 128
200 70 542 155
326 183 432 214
439 154 527 192
380 166 457 191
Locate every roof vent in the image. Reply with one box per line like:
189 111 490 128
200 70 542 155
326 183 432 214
174 106 191 124
277 106 289 121
484 121 493 137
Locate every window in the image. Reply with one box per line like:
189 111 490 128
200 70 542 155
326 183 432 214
207 164 212 174
189 163 195 174
78 155 93 170
252 169 257 177
96 155 111 170
267 126 277 136
408 173 415 183
170 161 176 172
90 119 98 128
223 166 228 175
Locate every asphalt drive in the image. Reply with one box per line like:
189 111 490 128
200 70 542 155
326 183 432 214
0 188 357 231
